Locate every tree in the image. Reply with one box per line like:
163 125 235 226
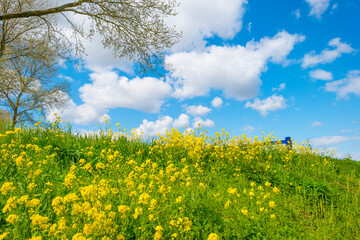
0 34 70 127
0 0 180 127
0 0 180 73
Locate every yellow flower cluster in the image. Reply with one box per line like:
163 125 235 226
0 119 336 239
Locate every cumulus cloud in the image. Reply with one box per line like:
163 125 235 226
168 0 248 52
81 36 134 73
54 8 135 74
167 31 304 100
211 97 223 108
173 114 190 128
325 70 360 99
272 83 286 91
185 105 211 116
305 0 330 18
309 69 333 80
46 94 109 125
245 94 288 116
135 114 192 138
302 38 354 68
310 136 360 147
79 71 172 113
241 125 255 134
311 121 323 127
193 117 215 128
46 71 173 125
136 116 174 138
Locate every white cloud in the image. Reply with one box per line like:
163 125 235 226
247 22 252 33
136 116 174 138
293 9 301 19
245 94 288 116
79 71 172 113
311 136 360 147
309 69 333 80
54 9 135 74
335 152 360 161
241 125 255 134
82 36 134 73
193 117 215 128
173 114 190 128
302 38 354 68
46 71 173 125
325 70 360 99
211 97 223 108
185 105 211 116
168 0 248 52
57 74 74 82
305 0 330 18
341 128 359 133
272 83 286 91
46 94 109 125
167 31 305 100
135 113 192 138
311 121 323 127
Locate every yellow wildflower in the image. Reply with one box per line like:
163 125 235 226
208 233 219 240
176 196 183 203
1 182 16 195
269 201 276 208
133 207 143 219
138 192 151 204
0 232 10 240
3 196 17 213
72 233 86 240
6 214 18 224
227 187 237 194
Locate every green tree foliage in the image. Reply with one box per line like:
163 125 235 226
0 0 180 126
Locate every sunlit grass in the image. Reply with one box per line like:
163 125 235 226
0 115 359 239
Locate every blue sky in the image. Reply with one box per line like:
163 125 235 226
50 0 360 160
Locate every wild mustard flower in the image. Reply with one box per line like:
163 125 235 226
269 201 276 208
28 237 42 240
30 214 50 230
133 207 143 219
227 187 237 194
176 196 183 203
149 214 155 221
241 208 248 215
224 200 231 209
17 195 29 204
208 233 219 240
273 187 280 194
0 232 10 240
72 233 86 240
6 214 18 224
3 196 17 213
138 192 151 204
1 182 16 195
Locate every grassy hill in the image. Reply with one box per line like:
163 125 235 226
0 120 359 239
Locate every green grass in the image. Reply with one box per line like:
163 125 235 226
0 120 359 239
